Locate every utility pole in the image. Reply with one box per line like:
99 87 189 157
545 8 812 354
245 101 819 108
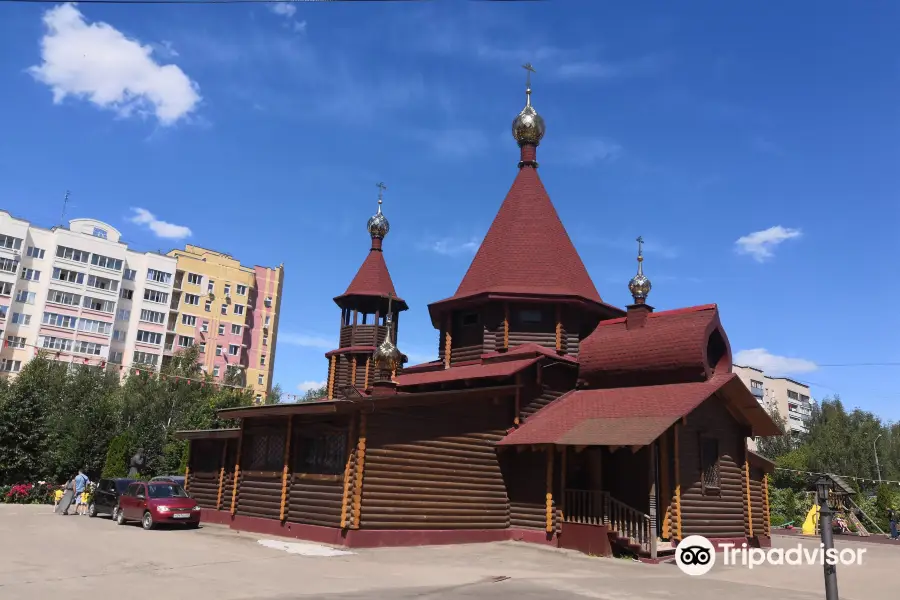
874 433 883 483
816 477 839 600
60 190 70 225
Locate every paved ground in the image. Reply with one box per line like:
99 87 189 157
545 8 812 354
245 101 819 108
0 505 895 599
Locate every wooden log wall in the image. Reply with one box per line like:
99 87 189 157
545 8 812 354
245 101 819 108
220 439 237 510
187 439 223 509
235 420 287 520
500 447 555 531
287 417 352 528
518 363 575 421
678 397 747 538
360 400 511 530
749 465 766 536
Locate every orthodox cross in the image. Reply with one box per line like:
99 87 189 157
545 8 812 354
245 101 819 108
522 62 536 88
376 182 387 206
636 235 644 258
385 292 394 324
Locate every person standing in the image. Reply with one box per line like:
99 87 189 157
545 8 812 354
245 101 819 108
71 469 89 516
889 508 898 540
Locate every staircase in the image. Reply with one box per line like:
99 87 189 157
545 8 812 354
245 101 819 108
564 489 675 558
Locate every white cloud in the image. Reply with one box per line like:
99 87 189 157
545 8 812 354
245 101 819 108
734 349 817 375
297 380 326 393
735 226 801 262
269 3 307 34
280 333 333 350
129 208 192 240
420 237 480 257
28 4 200 126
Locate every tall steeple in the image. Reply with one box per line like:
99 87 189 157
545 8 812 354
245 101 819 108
427 65 621 367
625 236 654 330
326 184 407 398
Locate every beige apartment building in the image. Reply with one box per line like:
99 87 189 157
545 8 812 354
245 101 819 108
734 363 814 449
165 245 283 402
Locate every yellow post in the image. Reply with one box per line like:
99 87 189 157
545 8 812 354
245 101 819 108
352 413 368 529
545 446 554 533
230 421 244 515
279 417 293 521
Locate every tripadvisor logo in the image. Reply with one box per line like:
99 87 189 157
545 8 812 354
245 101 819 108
676 535 867 575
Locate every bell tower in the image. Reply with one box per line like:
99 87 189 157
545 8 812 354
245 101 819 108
326 183 408 399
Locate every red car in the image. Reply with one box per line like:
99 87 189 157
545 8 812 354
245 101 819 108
116 481 200 530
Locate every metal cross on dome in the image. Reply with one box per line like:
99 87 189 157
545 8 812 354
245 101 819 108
376 182 387 205
522 62 536 86
636 235 644 257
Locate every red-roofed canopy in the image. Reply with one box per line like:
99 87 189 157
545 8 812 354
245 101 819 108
498 373 781 447
334 247 407 313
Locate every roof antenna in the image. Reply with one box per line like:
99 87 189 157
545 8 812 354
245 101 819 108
60 190 70 226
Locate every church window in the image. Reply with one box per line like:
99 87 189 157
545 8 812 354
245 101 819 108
517 309 543 324
700 437 720 494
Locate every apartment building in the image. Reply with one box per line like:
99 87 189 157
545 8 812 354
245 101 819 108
165 245 283 402
0 211 176 375
734 363 814 449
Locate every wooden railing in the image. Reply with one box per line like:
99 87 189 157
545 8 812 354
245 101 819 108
564 489 653 554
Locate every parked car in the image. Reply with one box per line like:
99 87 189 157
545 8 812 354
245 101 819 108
89 477 134 519
116 481 200 530
150 475 185 488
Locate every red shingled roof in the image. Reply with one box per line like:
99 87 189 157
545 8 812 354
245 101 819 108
394 356 539 388
338 250 401 301
436 165 602 305
498 373 781 446
578 304 729 388
481 342 578 364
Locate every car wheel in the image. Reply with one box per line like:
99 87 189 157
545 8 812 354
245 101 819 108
88 502 97 518
142 511 154 531
116 508 126 526
111 506 118 521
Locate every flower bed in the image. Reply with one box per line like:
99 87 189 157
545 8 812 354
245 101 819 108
0 482 60 504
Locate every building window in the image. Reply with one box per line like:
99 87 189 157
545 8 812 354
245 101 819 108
204 301 211 312
228 344 239 356
231 324 242 335
201 321 209 333
245 430 286 471
143 289 169 304
136 330 163 345
517 309 543 324
11 312 31 325
0 306 7 319
0 359 22 373
233 304 244 316
700 437 720 494
293 431 347 475
20 268 41 281
109 351 123 363
52 267 84 284
787 390 799 401
224 284 231 296
132 351 159 366
264 315 271 328
73 340 104 356
113 329 126 341
115 308 131 321
260 354 266 367
91 254 123 271
5 336 25 349
264 296 272 308
87 274 117 290
42 312 78 329
92 227 108 239
184 293 200 305
215 345 222 356
750 380 763 390
0 235 23 250
26 246 45 259
257 374 264 385
220 304 227 315
146 269 172 284
199 342 206 353
236 284 247 295
182 314 197 327
55 245 89 263
14 290 35 304
213 366 220 377
0 258 17 274
139 309 165 324
187 273 201 285
123 269 136 281
207 280 215 293
262 334 268 347
78 318 112 335
42 336 72 352
0 282 13 296
178 335 193 348
217 324 225 335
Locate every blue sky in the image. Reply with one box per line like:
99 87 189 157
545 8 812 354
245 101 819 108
0 2 897 416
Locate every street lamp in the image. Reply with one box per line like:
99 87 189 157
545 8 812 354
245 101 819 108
815 477 839 600
873 434 883 483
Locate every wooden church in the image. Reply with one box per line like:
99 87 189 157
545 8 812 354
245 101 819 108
177 71 780 559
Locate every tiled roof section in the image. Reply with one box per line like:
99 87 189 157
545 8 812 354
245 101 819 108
499 372 781 446
445 166 602 304
324 346 376 359
337 249 402 303
394 356 539 388
579 304 727 388
481 342 579 364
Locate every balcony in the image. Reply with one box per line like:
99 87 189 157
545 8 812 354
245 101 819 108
750 387 764 399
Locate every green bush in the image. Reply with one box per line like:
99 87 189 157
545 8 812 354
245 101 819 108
102 434 131 479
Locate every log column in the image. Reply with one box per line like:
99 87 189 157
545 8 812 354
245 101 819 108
744 452 754 538
555 306 562 352
674 424 683 540
503 303 510 350
763 474 771 536
660 430 671 539
183 442 191 493
216 441 227 510
363 357 370 389
327 355 336 400
648 442 658 559
231 420 245 516
351 356 358 387
545 446 555 533
279 416 293 521
351 413 368 529
443 317 452 369
340 413 359 528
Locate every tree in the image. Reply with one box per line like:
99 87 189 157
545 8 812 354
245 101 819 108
756 407 794 460
0 356 58 484
102 434 131 478
265 383 283 405
300 385 327 403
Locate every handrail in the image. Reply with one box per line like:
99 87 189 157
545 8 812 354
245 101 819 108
563 488 653 554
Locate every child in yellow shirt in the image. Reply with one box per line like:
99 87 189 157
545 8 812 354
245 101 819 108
53 488 64 509
78 491 90 515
